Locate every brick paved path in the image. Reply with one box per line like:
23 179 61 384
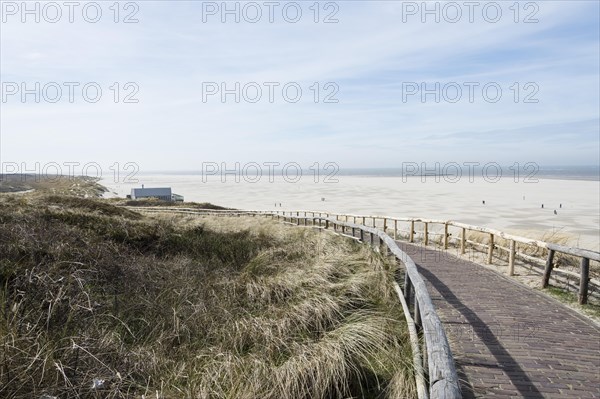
397 242 600 399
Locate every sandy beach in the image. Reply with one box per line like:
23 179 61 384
102 175 600 251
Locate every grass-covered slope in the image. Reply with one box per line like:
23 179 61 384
0 195 414 398
0 175 105 197
116 198 231 210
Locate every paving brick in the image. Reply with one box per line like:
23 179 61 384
398 242 600 399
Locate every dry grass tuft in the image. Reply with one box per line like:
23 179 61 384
0 196 415 398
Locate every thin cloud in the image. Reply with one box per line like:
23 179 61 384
1 1 598 169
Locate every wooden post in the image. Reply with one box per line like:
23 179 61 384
394 220 398 240
325 220 329 229
424 223 429 246
460 228 466 254
360 229 364 242
414 300 421 331
353 216 356 223
487 234 494 264
345 215 348 222
362 216 366 225
404 272 412 303
372 217 376 228
579 258 590 305
410 221 415 243
542 249 555 288
443 223 449 249
508 240 516 276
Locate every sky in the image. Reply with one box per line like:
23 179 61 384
1 0 599 173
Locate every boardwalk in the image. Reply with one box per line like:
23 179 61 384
397 242 600 398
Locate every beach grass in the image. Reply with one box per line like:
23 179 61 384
0 174 105 197
0 195 415 398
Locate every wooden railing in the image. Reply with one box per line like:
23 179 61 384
127 206 462 399
271 210 600 305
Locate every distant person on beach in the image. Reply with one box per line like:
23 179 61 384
554 210 557 215
560 204 562 208
482 200 485 205
541 204 544 208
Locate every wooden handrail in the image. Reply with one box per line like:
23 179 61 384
290 210 599 261
127 207 599 299
394 282 429 399
266 209 599 305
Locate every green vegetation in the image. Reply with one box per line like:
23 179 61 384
544 286 600 319
0 195 414 398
